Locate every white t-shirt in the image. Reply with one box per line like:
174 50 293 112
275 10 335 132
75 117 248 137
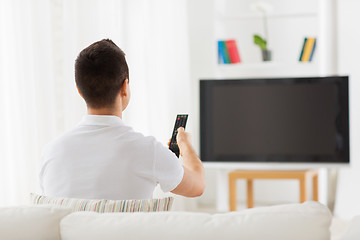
39 115 184 200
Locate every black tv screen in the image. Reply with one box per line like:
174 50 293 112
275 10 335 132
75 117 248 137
200 76 349 164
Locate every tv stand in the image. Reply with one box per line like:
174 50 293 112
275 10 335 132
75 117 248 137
228 169 319 211
204 163 339 212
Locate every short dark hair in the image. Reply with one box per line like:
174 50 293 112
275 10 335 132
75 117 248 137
75 39 129 109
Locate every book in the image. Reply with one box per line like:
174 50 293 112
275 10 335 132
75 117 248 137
225 39 241 63
301 37 316 62
309 38 317 61
218 40 231 64
299 38 307 61
218 41 226 64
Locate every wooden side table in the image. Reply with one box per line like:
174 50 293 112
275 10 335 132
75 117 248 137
228 169 319 211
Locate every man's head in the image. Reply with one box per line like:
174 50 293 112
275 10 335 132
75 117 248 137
75 39 129 110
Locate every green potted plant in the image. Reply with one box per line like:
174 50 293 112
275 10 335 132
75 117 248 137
251 2 272 61
253 34 271 61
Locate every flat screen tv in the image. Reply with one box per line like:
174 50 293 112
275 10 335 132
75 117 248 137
200 76 349 164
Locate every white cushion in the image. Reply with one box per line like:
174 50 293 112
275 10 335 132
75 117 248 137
0 205 72 240
340 216 360 240
60 201 331 240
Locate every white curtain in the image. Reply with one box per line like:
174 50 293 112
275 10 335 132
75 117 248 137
0 0 191 206
0 0 58 205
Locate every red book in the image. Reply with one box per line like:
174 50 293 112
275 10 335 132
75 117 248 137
225 39 241 63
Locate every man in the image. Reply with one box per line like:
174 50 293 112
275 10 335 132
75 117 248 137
39 39 205 200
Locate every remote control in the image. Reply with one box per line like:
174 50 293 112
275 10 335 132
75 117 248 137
169 114 188 157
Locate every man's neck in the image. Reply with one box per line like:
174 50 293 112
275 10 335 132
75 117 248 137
87 107 122 119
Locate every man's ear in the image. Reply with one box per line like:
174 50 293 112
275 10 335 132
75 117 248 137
120 79 129 97
76 85 83 98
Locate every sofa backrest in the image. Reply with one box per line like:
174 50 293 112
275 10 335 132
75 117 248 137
60 201 332 240
0 205 72 240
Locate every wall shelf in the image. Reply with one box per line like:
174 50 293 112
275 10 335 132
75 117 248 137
213 0 321 78
215 62 320 78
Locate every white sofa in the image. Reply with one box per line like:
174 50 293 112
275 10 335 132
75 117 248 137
0 201 357 240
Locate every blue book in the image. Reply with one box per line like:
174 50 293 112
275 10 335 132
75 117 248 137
218 41 231 64
218 41 226 64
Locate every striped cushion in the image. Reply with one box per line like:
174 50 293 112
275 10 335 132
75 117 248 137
30 193 173 212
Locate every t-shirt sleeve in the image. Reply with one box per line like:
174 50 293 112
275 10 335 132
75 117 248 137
39 143 51 194
153 140 184 192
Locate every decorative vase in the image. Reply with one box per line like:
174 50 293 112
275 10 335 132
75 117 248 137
262 49 271 61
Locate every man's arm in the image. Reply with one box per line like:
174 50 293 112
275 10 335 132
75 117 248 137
171 127 205 197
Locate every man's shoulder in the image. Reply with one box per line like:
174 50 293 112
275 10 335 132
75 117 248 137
41 128 79 156
41 122 169 161
43 125 158 151
113 127 168 154
122 130 158 148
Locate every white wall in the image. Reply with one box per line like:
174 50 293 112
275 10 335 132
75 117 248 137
334 0 360 220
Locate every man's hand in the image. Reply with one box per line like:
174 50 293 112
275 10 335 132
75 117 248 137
176 127 191 156
170 127 205 197
176 127 190 144
167 127 190 157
